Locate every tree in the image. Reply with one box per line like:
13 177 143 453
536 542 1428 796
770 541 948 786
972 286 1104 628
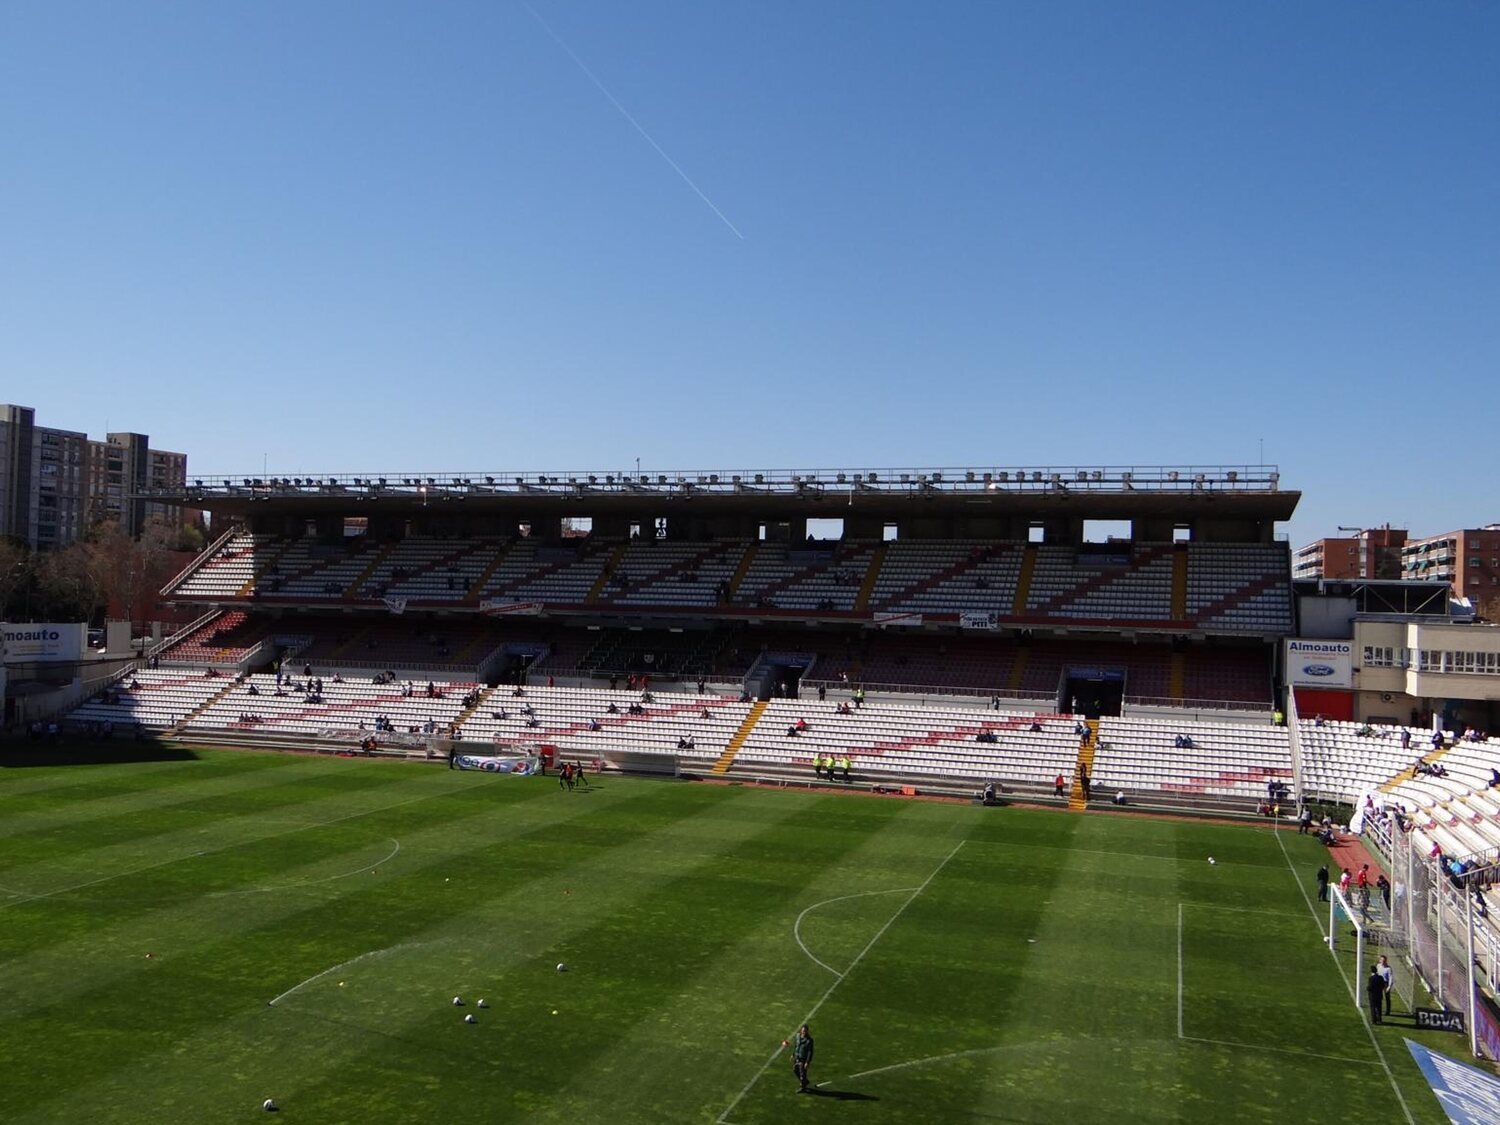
35 542 103 623
86 518 181 637
0 538 32 621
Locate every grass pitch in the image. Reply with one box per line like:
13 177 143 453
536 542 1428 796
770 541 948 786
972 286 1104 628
0 745 1458 1123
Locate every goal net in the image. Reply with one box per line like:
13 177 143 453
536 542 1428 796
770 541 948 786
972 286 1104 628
1328 881 1413 1011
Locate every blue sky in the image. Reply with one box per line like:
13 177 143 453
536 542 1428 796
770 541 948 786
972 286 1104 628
3 1 1495 545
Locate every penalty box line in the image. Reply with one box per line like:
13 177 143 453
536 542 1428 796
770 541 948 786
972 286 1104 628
715 838 966 1124
1175 901 1367 1066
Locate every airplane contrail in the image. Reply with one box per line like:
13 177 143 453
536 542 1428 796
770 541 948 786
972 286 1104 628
526 4 745 240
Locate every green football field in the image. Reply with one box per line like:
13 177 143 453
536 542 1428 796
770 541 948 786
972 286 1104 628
0 745 1460 1123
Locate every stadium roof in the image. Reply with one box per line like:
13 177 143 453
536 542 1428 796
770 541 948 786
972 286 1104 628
146 464 1299 522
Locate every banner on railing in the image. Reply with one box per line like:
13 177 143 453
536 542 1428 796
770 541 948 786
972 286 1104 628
450 752 541 775
959 611 999 631
383 597 408 615
873 612 923 627
479 599 545 616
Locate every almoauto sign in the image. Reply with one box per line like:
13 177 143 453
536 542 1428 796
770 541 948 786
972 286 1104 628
1285 639 1353 689
1 623 85 663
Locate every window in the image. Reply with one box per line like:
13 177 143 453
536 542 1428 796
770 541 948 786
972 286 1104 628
1419 649 1441 672
1363 645 1396 668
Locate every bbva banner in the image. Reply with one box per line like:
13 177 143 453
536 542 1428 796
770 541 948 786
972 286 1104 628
2 623 85 663
1285 638 1353 689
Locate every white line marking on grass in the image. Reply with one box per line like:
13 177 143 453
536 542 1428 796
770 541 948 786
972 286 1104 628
1178 899 1373 1067
0 851 208 911
960 839 1182 864
210 838 401 896
267 942 426 1006
1178 1034 1367 1066
792 887 918 977
1176 902 1185 1039
1273 822 1415 1125
0 783 461 908
716 839 966 1124
841 1044 1007 1082
1183 901 1301 918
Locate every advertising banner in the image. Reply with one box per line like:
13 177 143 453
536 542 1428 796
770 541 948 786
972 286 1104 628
479 599 545 616
450 753 541 775
959 611 999 631
1405 1039 1500 1122
1285 639 1353 689
873 612 923 627
2 623 85 663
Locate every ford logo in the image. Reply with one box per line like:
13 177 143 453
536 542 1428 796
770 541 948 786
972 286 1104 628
1302 664 1335 677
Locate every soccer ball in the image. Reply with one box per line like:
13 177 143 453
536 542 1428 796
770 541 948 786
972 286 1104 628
477 998 489 1009
556 963 567 973
452 996 463 1006
262 1098 277 1111
464 1013 477 1024
1208 857 1217 865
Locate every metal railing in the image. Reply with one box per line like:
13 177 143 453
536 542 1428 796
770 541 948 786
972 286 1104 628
142 463 1284 504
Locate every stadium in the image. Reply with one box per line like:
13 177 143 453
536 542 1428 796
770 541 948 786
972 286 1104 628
4 462 1498 1122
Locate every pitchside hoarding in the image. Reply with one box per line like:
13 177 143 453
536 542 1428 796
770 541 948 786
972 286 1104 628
1 623 85 663
1284 638 1353 689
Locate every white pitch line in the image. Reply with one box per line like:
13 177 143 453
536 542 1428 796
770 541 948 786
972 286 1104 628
1176 902 1185 1040
0 783 458 909
0 850 207 911
1179 1034 1368 1067
267 942 424 1007
792 887 918 977
211 838 401 896
716 839 966 1123
841 1043 1007 1082
1273 822 1415 1125
960 839 1184 864
1182 900 1301 917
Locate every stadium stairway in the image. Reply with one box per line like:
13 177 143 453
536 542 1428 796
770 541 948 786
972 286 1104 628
1189 573 1283 628
1028 545 1173 618
725 543 759 601
1011 545 1037 615
1007 648 1030 693
1380 742 1461 796
711 700 768 774
169 678 243 736
1070 720 1098 810
237 538 295 598
870 543 1000 612
450 685 497 732
1170 544 1189 619
463 541 515 604
586 544 630 605
1169 652 1186 700
346 540 399 600
853 544 889 612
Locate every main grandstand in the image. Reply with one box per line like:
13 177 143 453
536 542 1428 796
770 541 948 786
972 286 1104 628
62 465 1303 811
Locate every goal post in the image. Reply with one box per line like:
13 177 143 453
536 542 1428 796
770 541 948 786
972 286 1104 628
1328 881 1415 1012
1327 883 1368 1010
